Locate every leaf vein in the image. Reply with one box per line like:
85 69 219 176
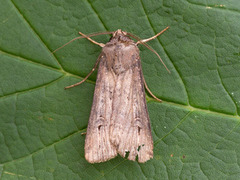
139 0 190 103
9 0 64 70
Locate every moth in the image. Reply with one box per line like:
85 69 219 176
58 27 169 163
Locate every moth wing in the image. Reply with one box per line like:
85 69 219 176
84 54 117 163
110 58 154 163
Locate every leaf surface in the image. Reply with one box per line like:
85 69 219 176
0 0 240 179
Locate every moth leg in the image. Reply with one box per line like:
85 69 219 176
64 56 101 89
79 32 105 47
142 75 162 102
136 26 170 73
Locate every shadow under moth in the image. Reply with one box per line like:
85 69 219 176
56 27 169 163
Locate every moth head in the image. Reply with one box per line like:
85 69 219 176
109 29 133 44
112 29 128 37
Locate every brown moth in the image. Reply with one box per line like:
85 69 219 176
62 27 169 163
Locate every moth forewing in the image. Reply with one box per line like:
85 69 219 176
84 53 117 163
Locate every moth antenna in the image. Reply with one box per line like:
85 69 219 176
134 26 170 73
126 32 142 41
52 36 85 53
64 55 101 89
82 31 114 37
142 73 162 102
140 41 170 73
52 31 113 53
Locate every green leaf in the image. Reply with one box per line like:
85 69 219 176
1 0 240 179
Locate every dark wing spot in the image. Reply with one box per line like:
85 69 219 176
98 125 102 131
124 151 130 158
138 126 141 135
137 145 141 152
